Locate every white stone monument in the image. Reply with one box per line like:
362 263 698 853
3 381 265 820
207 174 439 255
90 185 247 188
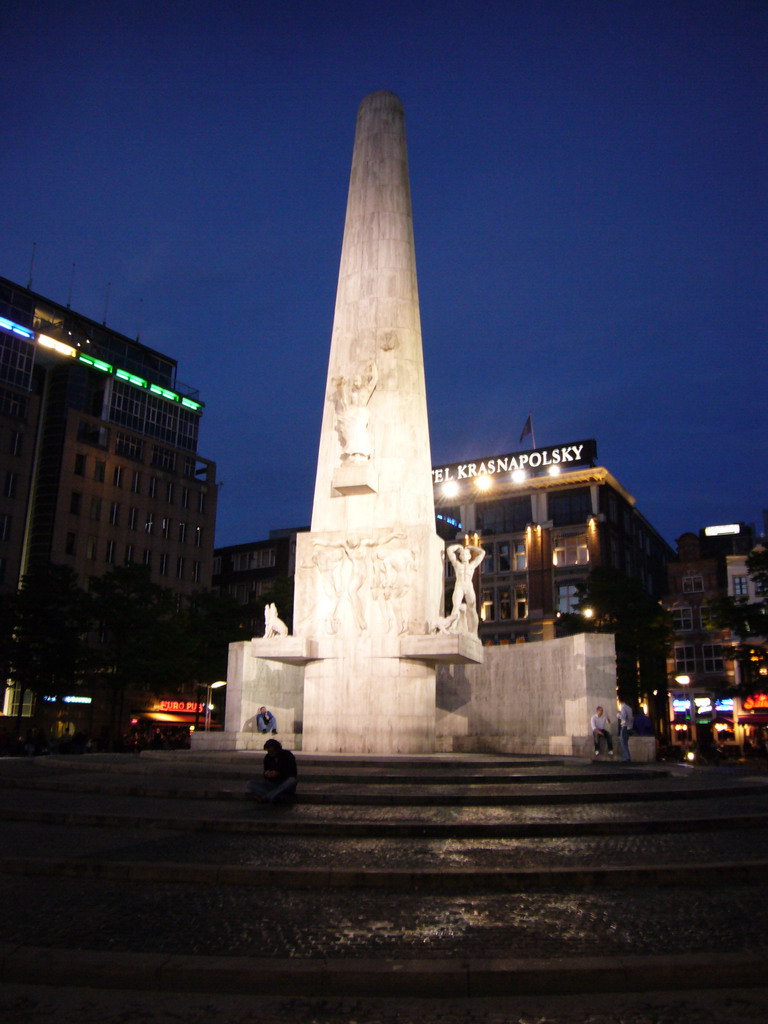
193 91 621 760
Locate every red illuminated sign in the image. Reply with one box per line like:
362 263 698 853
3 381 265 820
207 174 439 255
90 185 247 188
743 694 768 711
159 700 204 713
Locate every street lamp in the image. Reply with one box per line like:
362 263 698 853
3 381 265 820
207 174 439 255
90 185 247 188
204 680 227 731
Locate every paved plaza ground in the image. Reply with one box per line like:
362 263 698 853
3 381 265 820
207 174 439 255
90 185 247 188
1 750 767 1023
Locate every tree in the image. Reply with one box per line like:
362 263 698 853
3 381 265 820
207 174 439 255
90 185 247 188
87 565 183 745
558 567 673 709
5 564 93 733
708 547 768 695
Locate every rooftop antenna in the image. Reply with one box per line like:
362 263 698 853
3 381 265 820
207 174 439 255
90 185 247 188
135 297 143 342
27 241 37 289
102 281 111 326
66 263 76 309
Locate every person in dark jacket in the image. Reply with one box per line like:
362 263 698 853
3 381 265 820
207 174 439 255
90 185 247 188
248 739 297 804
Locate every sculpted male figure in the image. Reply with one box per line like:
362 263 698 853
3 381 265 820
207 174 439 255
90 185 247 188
446 541 486 634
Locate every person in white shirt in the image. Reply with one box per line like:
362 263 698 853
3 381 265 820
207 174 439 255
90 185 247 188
590 705 613 758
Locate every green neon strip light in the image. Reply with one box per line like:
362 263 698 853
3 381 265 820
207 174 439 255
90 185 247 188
150 384 180 401
181 397 202 411
116 369 148 387
78 354 113 373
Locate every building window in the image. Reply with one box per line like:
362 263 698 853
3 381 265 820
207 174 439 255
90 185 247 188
197 491 206 514
89 497 102 522
234 551 251 571
125 544 134 564
113 465 123 488
70 491 82 514
732 576 748 597
703 644 724 672
128 507 138 530
86 536 97 561
475 496 531 535
255 548 276 569
515 585 528 620
178 522 187 544
483 545 495 575
161 518 171 539
152 445 176 472
109 502 120 526
481 588 496 621
557 583 580 615
0 513 10 542
192 561 201 584
159 553 168 576
149 476 158 499
553 535 589 567
10 431 23 456
144 549 152 567
549 488 592 527
498 587 511 620
682 576 704 593
497 542 510 572
4 472 17 499
131 471 141 494
115 432 144 462
674 645 696 673
513 541 526 571
74 453 86 476
94 460 106 482
176 556 185 580
166 481 174 503
213 556 221 575
105 540 116 564
65 532 76 555
145 513 154 535
183 457 196 479
195 526 202 549
181 487 190 509
672 606 694 631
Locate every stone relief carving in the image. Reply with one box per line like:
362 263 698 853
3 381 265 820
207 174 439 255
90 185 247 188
371 545 417 635
329 360 378 464
445 541 486 635
263 602 289 638
307 531 406 635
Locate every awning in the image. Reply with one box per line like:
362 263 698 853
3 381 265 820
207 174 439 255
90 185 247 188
136 712 201 724
738 714 768 726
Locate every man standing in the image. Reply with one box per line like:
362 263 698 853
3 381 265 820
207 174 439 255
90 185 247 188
590 706 613 758
248 739 298 804
617 697 635 763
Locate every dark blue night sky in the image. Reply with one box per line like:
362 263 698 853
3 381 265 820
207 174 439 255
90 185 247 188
3 0 765 547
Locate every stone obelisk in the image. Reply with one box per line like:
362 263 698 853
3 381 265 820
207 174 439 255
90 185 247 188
293 91 460 753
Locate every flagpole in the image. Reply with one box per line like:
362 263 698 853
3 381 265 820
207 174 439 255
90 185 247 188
530 417 536 449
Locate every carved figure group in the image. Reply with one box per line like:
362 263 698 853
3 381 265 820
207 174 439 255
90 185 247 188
329 360 378 464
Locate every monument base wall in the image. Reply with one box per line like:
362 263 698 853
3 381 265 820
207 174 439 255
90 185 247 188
435 632 654 760
194 631 654 761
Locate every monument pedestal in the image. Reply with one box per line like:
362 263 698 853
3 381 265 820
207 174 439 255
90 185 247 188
301 638 437 753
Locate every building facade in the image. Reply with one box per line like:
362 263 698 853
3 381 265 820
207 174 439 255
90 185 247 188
433 439 673 646
213 528 306 636
0 275 217 741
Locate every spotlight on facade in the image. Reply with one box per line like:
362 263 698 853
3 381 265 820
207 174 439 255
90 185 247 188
443 480 459 498
476 475 492 492
511 469 527 483
548 465 561 476
582 607 594 619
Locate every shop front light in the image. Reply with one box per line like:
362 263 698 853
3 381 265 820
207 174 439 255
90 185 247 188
38 334 77 357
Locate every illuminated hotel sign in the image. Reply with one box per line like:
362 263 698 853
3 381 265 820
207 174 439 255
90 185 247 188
432 440 597 485
744 694 768 711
